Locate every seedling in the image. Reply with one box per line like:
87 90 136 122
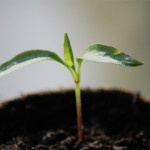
0 33 143 141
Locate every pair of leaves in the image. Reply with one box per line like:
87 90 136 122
0 33 74 77
0 33 143 77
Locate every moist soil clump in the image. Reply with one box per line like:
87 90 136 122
0 89 150 149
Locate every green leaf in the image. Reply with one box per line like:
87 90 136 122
63 33 75 69
80 44 143 66
0 50 66 77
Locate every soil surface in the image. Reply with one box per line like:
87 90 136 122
0 89 150 150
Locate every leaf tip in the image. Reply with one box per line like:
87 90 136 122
134 60 144 66
64 32 68 38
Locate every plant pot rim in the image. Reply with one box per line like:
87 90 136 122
0 87 148 107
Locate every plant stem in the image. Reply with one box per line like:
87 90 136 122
68 59 83 141
75 81 84 141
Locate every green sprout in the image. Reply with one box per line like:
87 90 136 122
0 33 143 141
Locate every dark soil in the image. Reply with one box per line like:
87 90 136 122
0 89 150 150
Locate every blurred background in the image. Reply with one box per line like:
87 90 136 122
0 0 149 102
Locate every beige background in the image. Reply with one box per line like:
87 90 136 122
0 0 149 101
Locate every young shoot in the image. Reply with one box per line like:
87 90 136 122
0 33 143 141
